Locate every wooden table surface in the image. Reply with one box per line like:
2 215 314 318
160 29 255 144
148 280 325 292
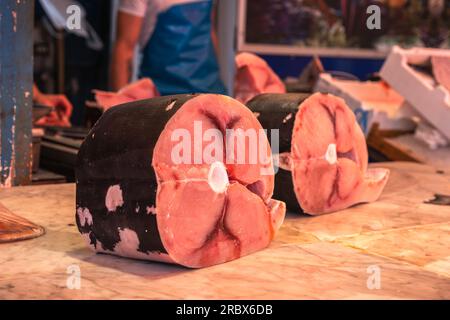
0 162 449 299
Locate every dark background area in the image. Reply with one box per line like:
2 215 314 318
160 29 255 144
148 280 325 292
34 0 112 126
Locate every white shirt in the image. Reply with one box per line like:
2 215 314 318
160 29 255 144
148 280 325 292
118 0 203 47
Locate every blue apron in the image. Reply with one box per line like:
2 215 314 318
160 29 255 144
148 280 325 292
139 0 226 95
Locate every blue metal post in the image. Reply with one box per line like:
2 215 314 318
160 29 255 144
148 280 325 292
217 0 237 96
0 0 33 187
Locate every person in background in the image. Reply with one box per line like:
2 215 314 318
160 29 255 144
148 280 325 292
111 0 226 95
33 84 73 127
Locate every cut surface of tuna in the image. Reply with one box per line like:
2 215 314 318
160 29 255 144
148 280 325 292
247 93 389 215
76 94 285 268
291 93 389 214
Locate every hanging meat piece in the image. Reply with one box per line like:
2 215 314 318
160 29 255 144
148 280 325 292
93 78 159 110
234 52 286 104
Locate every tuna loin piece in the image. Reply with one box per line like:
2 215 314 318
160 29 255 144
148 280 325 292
291 93 389 214
76 94 285 268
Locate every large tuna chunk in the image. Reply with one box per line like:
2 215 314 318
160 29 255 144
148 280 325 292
76 94 285 268
247 93 389 215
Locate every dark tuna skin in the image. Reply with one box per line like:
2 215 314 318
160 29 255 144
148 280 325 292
246 93 309 213
76 94 198 255
273 167 302 213
246 93 310 153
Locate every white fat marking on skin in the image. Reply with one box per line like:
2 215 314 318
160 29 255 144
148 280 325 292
77 207 93 227
114 228 139 255
81 229 173 263
282 113 293 123
105 185 124 212
146 205 157 215
110 228 174 262
165 101 176 111
253 112 260 118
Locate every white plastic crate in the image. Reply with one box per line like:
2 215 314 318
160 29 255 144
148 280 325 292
380 46 450 140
